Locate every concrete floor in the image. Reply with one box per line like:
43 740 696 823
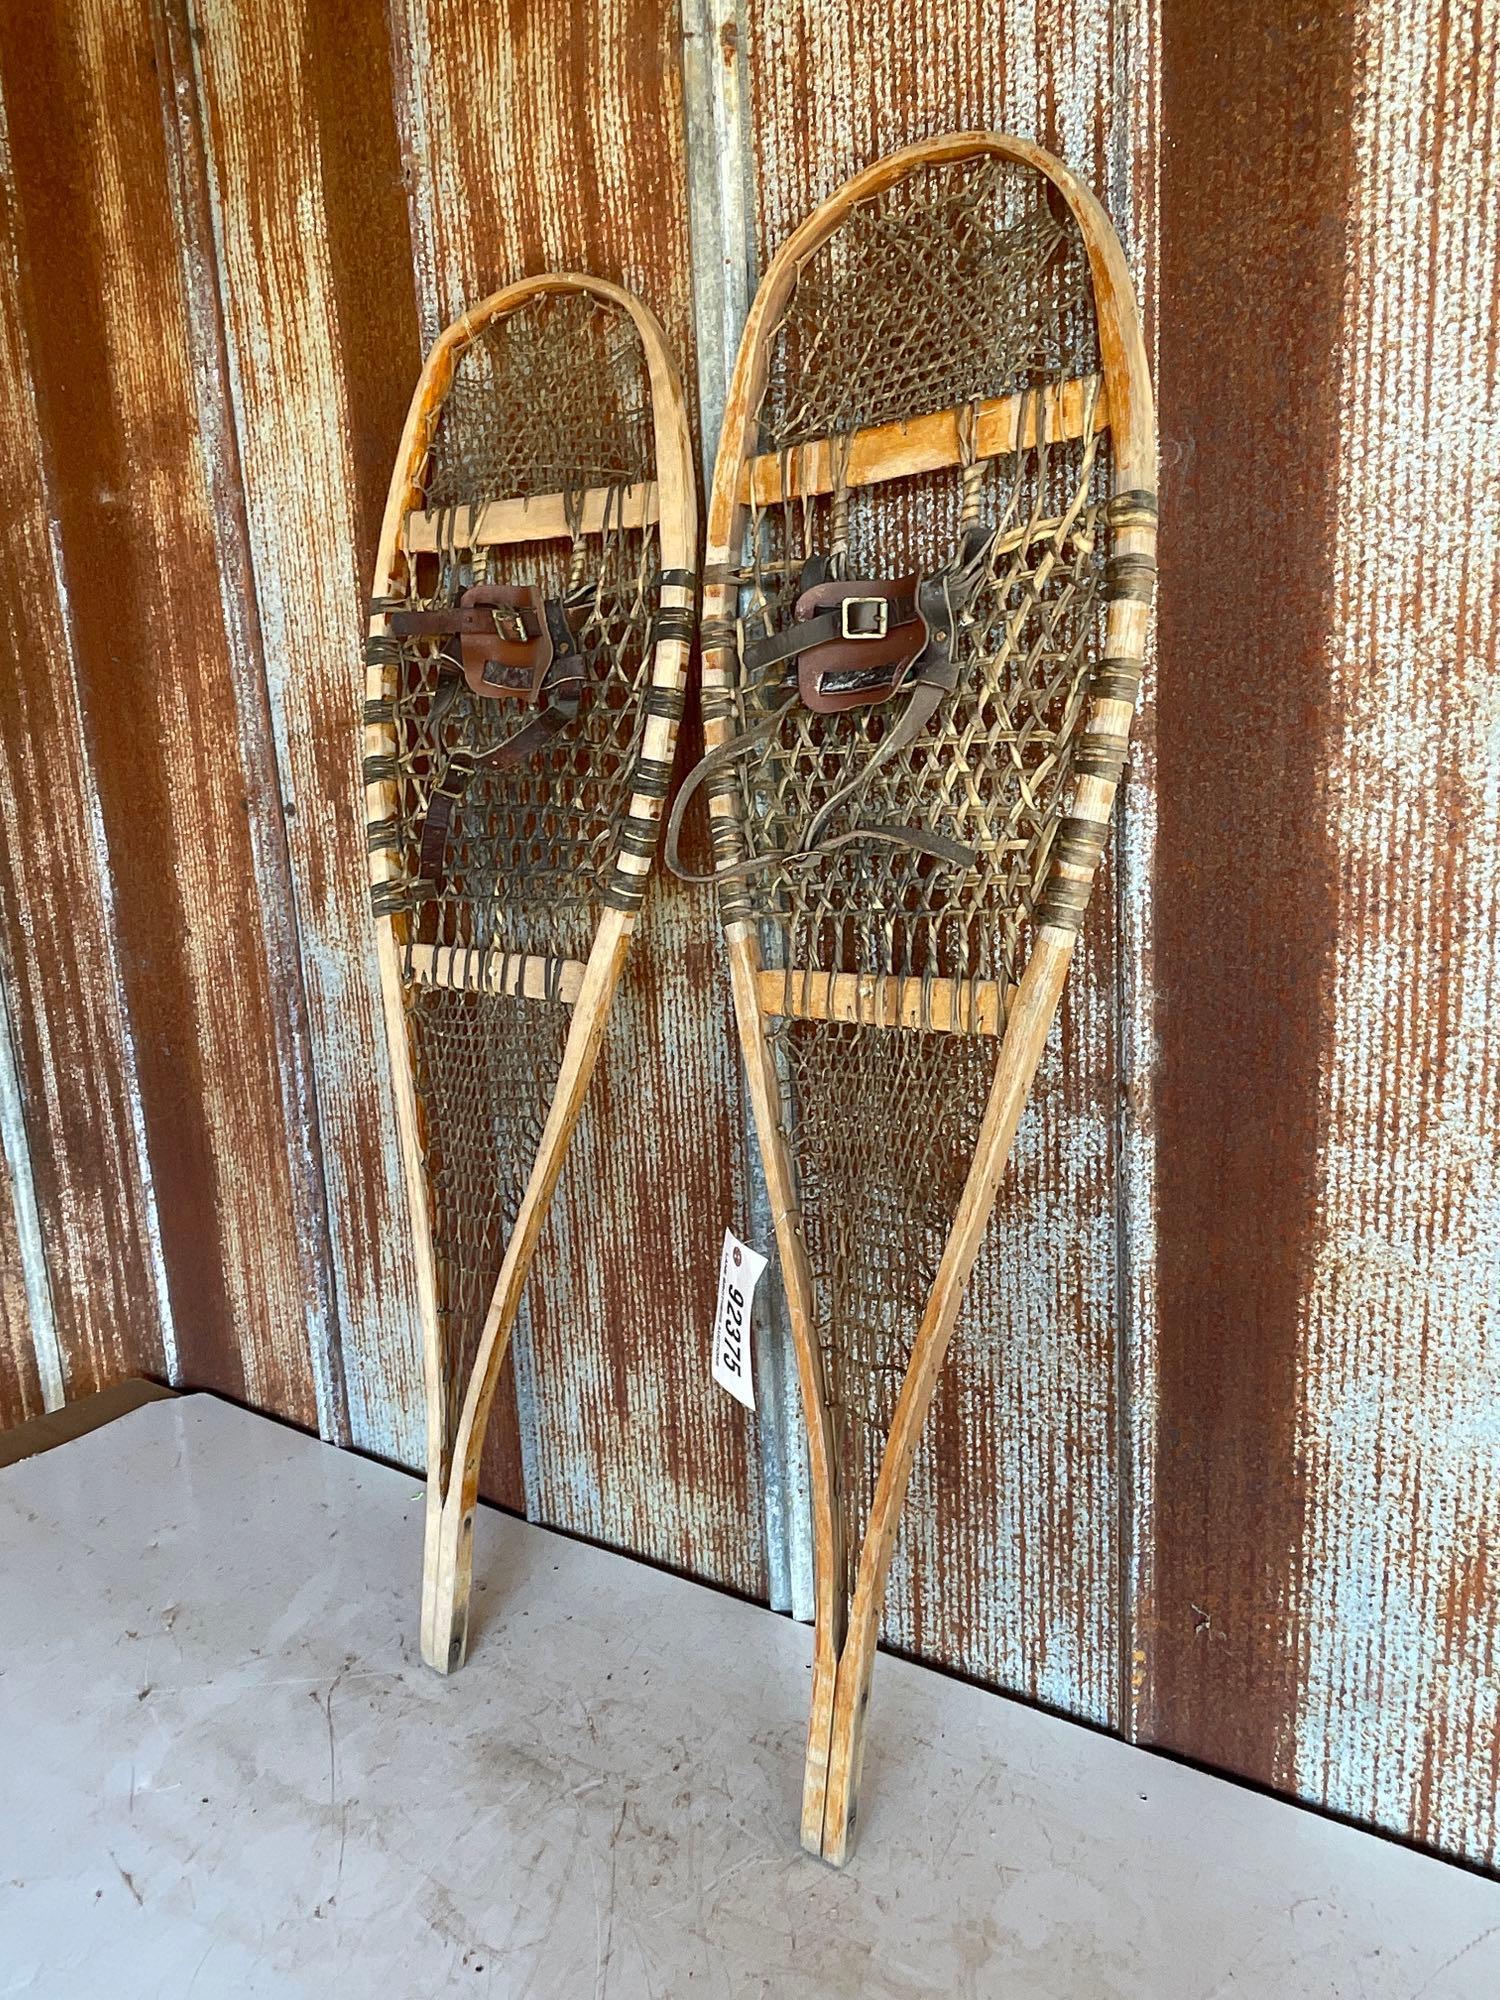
2 1397 1497 1998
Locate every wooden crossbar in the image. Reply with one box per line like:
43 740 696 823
406 943 586 1005
756 968 1010 1036
399 376 1102 553
402 478 660 552
739 374 1107 509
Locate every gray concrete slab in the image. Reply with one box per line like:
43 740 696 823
1 1394 1496 1999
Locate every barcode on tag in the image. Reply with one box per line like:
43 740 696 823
711 1229 767 1411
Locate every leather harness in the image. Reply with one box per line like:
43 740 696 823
385 580 593 888
666 527 994 883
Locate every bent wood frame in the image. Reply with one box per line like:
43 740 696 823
700 135 1156 1863
365 274 696 1676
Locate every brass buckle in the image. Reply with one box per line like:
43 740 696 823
491 607 532 645
840 595 889 641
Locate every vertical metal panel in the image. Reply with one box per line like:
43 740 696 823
181 0 429 1466
155 0 353 1446
0 0 329 1426
681 0 757 499
681 0 815 1618
389 0 767 1592
1153 0 1357 1791
519 908 764 1586
1153 0 1500 1868
0 56 175 1414
1288 0 1500 1865
738 0 1154 1721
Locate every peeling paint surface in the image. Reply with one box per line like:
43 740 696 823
1153 0 1359 1792
0 34 175 1404
1150 0 1500 1870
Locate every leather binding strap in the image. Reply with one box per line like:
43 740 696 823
651 568 698 653
415 666 587 887
741 580 924 689
667 530 993 884
386 581 593 890
387 582 577 705
384 605 528 637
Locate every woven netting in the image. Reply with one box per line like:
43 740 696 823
729 157 1110 1611
772 1018 993 1604
761 156 1096 453
407 986 569 1457
425 290 652 509
380 523 660 964
737 430 1105 992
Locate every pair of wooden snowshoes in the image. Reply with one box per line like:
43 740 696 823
364 132 1155 1865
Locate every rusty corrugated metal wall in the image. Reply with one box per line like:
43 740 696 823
0 0 1494 1871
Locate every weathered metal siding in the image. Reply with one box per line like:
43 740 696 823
0 0 1495 1872
183 0 430 1470
1289 0 1500 1864
0 37 175 1410
1152 0 1500 1869
0 0 370 1434
1151 0 1355 1794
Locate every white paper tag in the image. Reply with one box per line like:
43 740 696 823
711 1229 767 1411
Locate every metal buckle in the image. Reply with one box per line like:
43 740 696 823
839 595 889 641
491 608 532 645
